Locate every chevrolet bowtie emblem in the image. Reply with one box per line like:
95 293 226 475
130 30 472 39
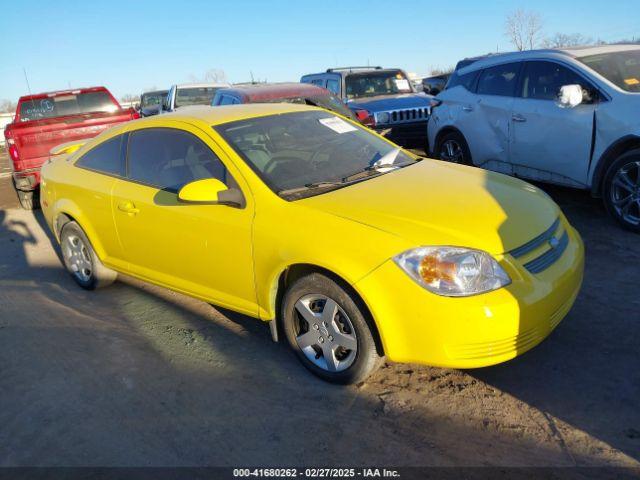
549 236 560 249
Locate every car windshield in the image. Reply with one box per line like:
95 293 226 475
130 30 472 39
215 110 416 199
175 87 222 107
141 91 168 107
345 70 413 99
578 49 640 93
19 91 119 121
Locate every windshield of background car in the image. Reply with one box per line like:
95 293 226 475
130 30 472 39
19 91 119 121
215 110 414 197
260 94 356 120
345 71 413 99
141 91 168 107
175 87 222 107
578 49 640 93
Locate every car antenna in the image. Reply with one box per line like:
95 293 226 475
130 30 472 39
23 67 38 124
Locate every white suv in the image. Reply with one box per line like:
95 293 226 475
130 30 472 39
428 45 640 232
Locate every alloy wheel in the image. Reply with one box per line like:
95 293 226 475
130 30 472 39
611 161 640 226
293 294 358 372
63 234 93 282
439 139 465 163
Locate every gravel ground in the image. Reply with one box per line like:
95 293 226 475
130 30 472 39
0 151 639 468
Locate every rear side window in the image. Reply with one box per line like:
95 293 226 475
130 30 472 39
446 70 480 92
19 91 119 122
127 128 228 191
326 79 340 95
477 63 521 97
76 135 125 176
521 61 590 100
310 79 326 88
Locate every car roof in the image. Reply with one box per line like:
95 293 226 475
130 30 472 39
18 86 109 101
456 44 640 73
174 82 231 89
127 103 322 128
219 83 329 101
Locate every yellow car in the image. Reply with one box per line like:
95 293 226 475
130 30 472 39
40 104 584 384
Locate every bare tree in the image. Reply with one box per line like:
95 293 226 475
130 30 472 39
120 94 139 103
0 99 16 113
542 32 593 48
428 65 455 76
188 69 228 83
505 9 544 51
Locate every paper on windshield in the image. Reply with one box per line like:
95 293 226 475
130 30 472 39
319 116 357 133
394 79 411 91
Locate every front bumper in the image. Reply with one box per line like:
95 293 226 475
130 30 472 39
354 223 585 368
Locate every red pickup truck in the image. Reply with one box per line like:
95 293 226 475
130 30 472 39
3 86 139 209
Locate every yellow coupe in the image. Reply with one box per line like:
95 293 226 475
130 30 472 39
40 104 584 383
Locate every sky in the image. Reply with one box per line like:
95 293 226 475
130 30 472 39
1 0 638 102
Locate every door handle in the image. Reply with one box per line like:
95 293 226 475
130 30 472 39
462 105 474 112
117 201 139 215
512 114 527 122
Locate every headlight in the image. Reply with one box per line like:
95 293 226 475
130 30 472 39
376 112 390 124
393 247 511 297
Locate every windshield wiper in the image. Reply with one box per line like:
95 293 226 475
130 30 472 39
341 150 416 182
278 181 343 196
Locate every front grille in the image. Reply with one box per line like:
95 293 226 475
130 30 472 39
523 231 569 274
509 217 568 274
376 107 430 125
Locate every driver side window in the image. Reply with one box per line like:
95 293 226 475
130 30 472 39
521 61 594 101
126 128 228 191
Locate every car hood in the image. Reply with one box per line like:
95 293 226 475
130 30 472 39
347 93 433 112
299 160 559 255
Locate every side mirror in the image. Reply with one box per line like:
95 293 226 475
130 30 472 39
557 84 583 108
178 178 243 207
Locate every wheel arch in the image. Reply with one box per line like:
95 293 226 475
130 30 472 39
51 200 108 259
433 125 468 154
591 135 640 196
271 263 385 356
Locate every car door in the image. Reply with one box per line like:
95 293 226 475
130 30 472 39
466 62 522 172
509 61 597 187
71 132 127 270
111 122 259 316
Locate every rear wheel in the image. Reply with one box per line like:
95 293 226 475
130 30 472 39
603 150 640 233
281 273 382 384
60 221 117 289
435 131 472 165
15 188 39 210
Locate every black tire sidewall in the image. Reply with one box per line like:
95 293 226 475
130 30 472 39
436 131 472 165
60 222 99 290
281 273 380 384
603 150 640 233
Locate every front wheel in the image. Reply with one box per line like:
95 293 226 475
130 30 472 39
603 150 640 233
281 273 382 384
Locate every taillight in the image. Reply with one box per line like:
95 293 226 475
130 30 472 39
8 144 19 162
131 110 141 120
354 109 376 128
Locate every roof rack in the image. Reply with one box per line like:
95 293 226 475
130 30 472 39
326 66 383 72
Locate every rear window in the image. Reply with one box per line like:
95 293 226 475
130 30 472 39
578 49 640 93
477 63 521 97
175 87 222 108
19 91 119 122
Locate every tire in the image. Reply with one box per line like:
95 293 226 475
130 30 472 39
16 189 39 210
59 221 117 290
281 273 382 384
602 149 640 233
435 130 472 165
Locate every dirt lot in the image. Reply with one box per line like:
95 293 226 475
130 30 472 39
0 150 639 469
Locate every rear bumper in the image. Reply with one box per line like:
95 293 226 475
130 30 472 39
13 167 42 191
354 223 585 368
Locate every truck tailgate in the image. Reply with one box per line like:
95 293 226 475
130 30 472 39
9 110 133 171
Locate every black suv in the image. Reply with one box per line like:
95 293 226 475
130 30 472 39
301 66 434 149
